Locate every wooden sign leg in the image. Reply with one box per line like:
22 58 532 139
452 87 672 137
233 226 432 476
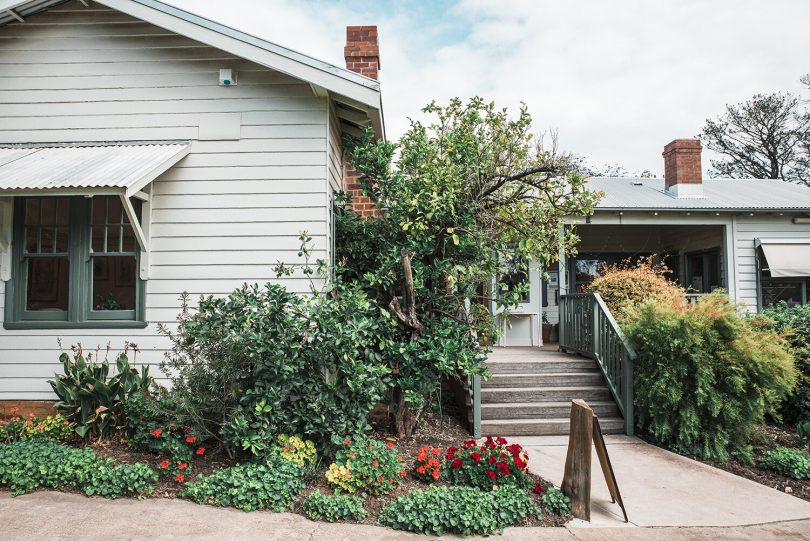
592 414 629 522
561 399 593 521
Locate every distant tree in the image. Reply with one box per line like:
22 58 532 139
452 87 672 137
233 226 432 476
700 88 810 185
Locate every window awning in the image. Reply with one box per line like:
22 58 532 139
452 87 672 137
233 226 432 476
0 142 190 198
756 239 810 277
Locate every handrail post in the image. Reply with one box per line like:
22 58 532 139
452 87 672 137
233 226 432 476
559 296 566 352
592 295 600 362
472 374 482 438
624 355 634 436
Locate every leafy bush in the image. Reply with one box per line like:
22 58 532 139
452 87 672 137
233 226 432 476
443 436 531 489
160 283 393 453
588 256 682 317
762 302 810 424
273 434 317 468
303 491 367 522
181 455 305 512
412 445 443 482
541 486 572 516
378 485 538 536
0 439 156 498
0 410 71 444
325 436 405 495
625 293 798 461
49 345 152 439
760 447 810 480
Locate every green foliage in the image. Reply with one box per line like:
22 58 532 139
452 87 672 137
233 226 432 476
273 434 317 468
624 293 798 461
338 98 601 432
49 345 152 440
541 486 572 516
762 302 810 424
0 412 72 444
303 491 367 522
760 447 810 480
378 485 538 536
0 439 156 498
160 282 393 453
587 256 683 317
325 436 405 495
181 455 305 512
443 436 531 490
799 421 810 445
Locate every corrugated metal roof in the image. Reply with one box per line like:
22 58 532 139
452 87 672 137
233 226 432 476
588 177 810 212
0 143 189 195
0 0 67 25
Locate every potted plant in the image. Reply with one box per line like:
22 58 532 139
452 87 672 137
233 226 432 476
542 312 553 344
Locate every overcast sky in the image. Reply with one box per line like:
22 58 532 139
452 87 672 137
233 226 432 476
168 0 809 177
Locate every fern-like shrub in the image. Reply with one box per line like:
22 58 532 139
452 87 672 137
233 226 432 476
588 256 682 318
624 292 797 461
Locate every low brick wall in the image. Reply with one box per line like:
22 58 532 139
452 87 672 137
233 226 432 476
0 400 57 419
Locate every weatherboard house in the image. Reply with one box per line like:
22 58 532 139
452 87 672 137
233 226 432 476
0 0 383 409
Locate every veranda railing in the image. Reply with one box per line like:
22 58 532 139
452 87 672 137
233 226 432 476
558 292 636 436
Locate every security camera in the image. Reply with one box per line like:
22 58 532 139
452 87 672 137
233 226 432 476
219 69 237 86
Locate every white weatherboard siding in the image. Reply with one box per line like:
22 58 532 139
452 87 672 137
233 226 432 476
733 215 810 312
0 1 334 398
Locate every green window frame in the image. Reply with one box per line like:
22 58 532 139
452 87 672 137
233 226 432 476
4 195 146 330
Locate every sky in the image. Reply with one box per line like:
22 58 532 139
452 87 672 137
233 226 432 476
167 0 810 177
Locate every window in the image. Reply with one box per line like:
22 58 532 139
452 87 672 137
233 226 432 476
500 253 530 304
684 249 722 294
758 247 807 308
5 196 144 328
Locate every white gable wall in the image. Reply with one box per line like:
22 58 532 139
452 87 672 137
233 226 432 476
0 1 334 398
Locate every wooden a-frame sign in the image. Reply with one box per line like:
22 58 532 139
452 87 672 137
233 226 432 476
561 399 628 522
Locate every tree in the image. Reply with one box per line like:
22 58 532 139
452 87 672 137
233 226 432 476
700 90 810 185
337 98 601 435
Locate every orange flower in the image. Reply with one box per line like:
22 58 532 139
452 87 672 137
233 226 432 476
386 442 395 449
371 460 379 467
175 474 185 483
431 448 441 456
178 463 188 471
417 452 427 462
377 475 384 483
431 468 440 480
399 470 407 478
416 466 426 475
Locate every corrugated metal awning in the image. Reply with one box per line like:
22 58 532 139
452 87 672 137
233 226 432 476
757 239 810 277
0 143 190 197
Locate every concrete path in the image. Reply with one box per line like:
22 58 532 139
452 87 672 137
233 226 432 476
1 491 809 540
523 434 810 528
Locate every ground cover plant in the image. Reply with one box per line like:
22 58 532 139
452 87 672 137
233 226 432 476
303 491 367 522
325 435 405 495
0 408 71 444
0 439 156 498
760 447 810 480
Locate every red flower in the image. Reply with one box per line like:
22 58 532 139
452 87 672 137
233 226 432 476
377 475 384 483
174 474 185 483
371 460 379 467
386 442 395 449
470 451 482 463
488 456 497 464
150 428 163 438
399 470 407 478
451 458 463 469
485 471 497 480
343 438 352 446
514 458 526 470
159 459 170 469
463 440 476 448
178 463 188 471
9 407 18 415
496 437 507 445
195 448 206 456
533 483 543 495
185 436 197 444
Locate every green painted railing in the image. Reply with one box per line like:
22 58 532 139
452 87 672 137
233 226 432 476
559 292 636 436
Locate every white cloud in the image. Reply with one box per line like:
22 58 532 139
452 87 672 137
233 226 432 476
168 0 810 176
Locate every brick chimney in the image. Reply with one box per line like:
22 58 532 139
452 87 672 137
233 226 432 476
663 139 703 198
344 26 380 80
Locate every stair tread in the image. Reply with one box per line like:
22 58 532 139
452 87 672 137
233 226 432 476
482 417 624 425
481 401 617 408
482 386 610 391
488 372 600 377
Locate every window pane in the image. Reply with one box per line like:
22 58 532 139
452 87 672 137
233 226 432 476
25 227 38 253
107 197 123 224
55 227 69 253
24 199 39 226
122 228 135 252
40 228 55 253
92 256 136 311
575 259 607 292
40 199 55 225
107 225 121 253
762 280 803 308
26 257 69 311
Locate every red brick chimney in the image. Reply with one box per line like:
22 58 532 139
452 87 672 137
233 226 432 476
344 26 380 80
663 139 703 197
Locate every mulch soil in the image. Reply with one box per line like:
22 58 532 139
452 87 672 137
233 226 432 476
688 423 810 502
78 410 569 527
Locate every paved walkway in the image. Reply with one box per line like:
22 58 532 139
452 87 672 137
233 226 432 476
1 491 809 540
523 434 810 528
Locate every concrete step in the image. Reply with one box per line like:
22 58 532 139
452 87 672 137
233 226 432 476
481 401 620 420
481 416 626 436
481 386 613 403
482 372 606 388
487 360 599 374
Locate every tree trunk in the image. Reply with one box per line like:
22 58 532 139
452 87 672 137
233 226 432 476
394 390 422 437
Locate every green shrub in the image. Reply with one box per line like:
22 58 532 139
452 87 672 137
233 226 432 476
378 485 538 536
325 435 405 495
588 256 682 317
303 491 367 522
760 447 810 480
762 302 810 424
0 412 72 444
443 436 531 489
181 454 305 512
160 283 393 453
625 293 798 461
273 434 317 468
49 345 152 439
0 439 156 498
541 486 572 516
